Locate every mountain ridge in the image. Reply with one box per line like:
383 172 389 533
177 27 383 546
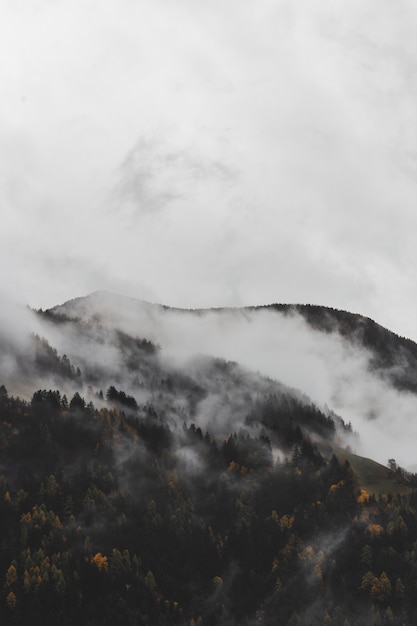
47 291 417 396
2 291 417 623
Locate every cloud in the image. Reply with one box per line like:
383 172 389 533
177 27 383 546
3 281 417 472
3 15 417 623
41 292 417 469
2 0 417 342
112 132 238 218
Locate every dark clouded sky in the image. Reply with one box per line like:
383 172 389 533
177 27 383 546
2 0 417 339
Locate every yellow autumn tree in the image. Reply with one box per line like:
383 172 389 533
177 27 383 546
357 489 369 504
5 563 17 587
91 552 109 572
366 524 384 539
213 576 223 588
6 591 16 610
370 571 392 604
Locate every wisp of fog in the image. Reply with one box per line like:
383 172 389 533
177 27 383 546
37 291 417 470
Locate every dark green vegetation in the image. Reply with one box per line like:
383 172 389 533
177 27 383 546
3 296 417 625
0 385 417 625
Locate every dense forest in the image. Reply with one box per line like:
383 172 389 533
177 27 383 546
0 384 416 625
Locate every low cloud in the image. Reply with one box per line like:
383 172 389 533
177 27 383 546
3 286 417 471
38 292 417 470
2 1 417 340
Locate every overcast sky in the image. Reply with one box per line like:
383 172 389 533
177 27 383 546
2 0 417 339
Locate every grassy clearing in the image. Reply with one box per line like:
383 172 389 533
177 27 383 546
335 448 413 496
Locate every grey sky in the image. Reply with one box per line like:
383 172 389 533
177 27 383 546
2 0 417 339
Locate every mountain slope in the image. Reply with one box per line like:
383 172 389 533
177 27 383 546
1 292 417 624
39 291 417 468
262 303 417 394
50 291 417 394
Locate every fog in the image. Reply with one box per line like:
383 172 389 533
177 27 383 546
2 1 417 344
0 296 48 392
1 288 417 468
166 310 417 471
2 0 417 470
31 291 416 470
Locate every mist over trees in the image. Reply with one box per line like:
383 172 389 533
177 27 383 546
0 381 415 625
33 291 417 468
2 294 417 623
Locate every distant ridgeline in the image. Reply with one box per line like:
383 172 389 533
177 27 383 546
255 303 417 394
36 298 417 394
0 383 416 625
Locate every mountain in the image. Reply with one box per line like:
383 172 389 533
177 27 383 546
36 291 351 446
50 290 417 394
40 291 417 464
3 289 417 466
1 291 417 624
262 303 417 394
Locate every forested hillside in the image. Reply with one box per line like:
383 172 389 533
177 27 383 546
2 294 417 624
0 384 416 625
